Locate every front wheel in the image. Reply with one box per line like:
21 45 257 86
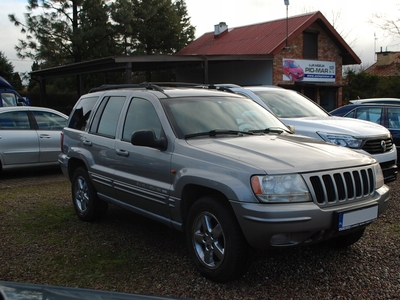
186 196 251 282
71 167 108 222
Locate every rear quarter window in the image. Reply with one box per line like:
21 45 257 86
68 96 99 130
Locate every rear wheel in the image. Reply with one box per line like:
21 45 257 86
186 196 251 282
71 167 108 222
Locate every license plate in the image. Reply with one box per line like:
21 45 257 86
337 205 378 231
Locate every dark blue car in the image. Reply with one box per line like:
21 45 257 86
0 76 27 106
331 103 400 161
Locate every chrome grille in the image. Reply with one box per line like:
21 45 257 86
362 137 393 154
303 166 375 207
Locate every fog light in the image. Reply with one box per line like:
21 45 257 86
271 233 291 245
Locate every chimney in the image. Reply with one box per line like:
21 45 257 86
376 50 399 66
214 22 228 37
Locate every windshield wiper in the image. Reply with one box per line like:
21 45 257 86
249 127 286 134
185 129 254 139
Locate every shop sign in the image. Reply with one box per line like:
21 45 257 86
282 58 336 82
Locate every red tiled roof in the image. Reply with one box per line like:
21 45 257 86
179 11 360 65
365 63 400 76
365 52 400 76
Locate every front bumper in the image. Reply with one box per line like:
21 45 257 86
230 184 390 249
380 160 397 183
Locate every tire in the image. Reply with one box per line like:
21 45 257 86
71 167 108 222
328 227 366 248
186 196 251 282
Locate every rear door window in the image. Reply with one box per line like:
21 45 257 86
89 96 125 138
387 107 400 129
32 111 67 130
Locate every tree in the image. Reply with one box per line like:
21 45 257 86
343 68 380 102
8 0 120 68
111 0 195 55
8 0 196 91
0 52 23 90
343 64 400 102
9 0 195 66
371 11 400 37
0 52 15 80
327 9 357 48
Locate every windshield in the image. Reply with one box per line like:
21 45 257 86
1 92 18 107
162 96 289 138
252 90 329 118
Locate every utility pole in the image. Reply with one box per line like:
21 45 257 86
284 0 290 50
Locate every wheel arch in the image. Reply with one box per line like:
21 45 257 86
179 184 237 232
67 157 88 181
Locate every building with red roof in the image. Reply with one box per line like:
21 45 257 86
177 11 361 110
365 51 400 77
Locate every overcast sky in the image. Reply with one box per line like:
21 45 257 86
2 0 400 74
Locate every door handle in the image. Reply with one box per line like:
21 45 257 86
116 149 129 157
83 140 92 146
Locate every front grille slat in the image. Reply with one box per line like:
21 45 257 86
305 166 375 207
362 137 393 154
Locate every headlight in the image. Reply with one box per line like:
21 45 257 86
251 174 311 203
317 132 363 148
372 163 384 189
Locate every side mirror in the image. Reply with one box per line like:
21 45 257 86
131 130 168 151
17 97 27 106
286 125 295 133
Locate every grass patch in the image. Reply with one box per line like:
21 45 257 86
0 175 149 288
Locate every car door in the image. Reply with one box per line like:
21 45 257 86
84 95 126 198
113 97 172 219
31 110 67 163
0 110 39 166
386 106 400 157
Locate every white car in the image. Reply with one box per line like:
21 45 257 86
0 106 67 171
223 86 398 183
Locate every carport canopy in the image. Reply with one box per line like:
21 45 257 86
29 54 273 96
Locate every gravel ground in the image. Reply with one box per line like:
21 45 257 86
0 168 399 299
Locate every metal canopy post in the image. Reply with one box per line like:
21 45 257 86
125 62 132 84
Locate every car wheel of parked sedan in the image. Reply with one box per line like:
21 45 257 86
71 167 108 222
186 196 251 282
328 227 366 248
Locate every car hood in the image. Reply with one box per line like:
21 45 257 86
186 133 374 174
281 116 390 138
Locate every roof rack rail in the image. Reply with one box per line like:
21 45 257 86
140 82 203 87
194 83 241 93
88 83 164 93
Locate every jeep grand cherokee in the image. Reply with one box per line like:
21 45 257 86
59 84 390 282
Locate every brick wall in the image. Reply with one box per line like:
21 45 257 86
273 23 343 106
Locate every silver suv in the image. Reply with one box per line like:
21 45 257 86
59 84 390 282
